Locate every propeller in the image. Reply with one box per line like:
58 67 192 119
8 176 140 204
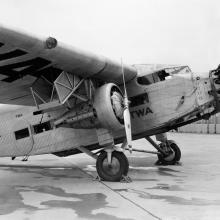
121 59 132 153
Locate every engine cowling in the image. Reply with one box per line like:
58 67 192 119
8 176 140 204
93 83 124 131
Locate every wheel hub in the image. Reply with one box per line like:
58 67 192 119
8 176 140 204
160 143 175 161
102 157 121 176
163 150 175 161
96 150 129 181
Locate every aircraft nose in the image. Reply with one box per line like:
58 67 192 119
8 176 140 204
210 65 220 94
213 78 220 93
209 65 220 111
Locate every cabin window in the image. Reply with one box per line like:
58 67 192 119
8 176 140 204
14 128 30 140
130 93 149 107
137 72 157 85
33 121 51 134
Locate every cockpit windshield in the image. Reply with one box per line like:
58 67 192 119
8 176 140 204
136 65 191 85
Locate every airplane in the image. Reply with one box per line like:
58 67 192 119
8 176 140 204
0 25 218 182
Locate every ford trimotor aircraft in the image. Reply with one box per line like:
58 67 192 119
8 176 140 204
0 26 219 182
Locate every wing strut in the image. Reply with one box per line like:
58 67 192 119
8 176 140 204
31 71 94 114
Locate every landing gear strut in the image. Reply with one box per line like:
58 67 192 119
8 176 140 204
96 150 129 182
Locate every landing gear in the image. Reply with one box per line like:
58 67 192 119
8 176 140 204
96 150 129 182
157 141 181 165
76 133 181 182
145 134 181 166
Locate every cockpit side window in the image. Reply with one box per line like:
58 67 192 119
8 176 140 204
137 76 151 85
137 74 154 85
137 66 191 86
157 70 170 81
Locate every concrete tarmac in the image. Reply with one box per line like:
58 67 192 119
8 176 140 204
0 133 219 220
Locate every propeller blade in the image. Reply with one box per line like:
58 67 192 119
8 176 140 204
121 58 132 153
124 106 132 152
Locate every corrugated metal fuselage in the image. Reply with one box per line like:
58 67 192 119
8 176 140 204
0 71 215 158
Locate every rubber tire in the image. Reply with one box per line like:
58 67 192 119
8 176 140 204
96 151 129 182
157 141 181 165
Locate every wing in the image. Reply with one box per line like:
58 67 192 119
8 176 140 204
0 26 137 106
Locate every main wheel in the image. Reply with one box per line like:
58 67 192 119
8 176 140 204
96 151 129 182
157 141 181 165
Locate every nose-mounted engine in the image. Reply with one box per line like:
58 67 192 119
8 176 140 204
209 65 220 113
210 64 220 96
54 83 125 131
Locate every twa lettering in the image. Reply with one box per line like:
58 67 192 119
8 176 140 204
131 107 153 119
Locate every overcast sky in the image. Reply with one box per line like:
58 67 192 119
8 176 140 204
0 0 219 72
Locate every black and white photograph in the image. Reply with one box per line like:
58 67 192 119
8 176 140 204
0 0 219 219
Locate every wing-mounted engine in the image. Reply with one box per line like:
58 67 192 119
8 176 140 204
31 69 125 131
93 83 124 130
53 83 124 131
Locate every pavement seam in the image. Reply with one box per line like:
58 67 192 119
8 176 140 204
67 159 161 220
99 180 162 220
